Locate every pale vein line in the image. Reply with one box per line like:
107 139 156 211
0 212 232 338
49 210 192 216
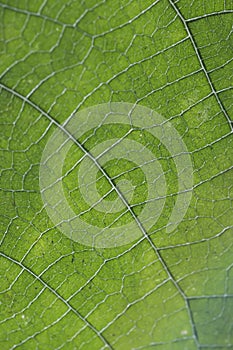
169 0 233 130
0 251 113 350
62 36 190 126
158 225 233 251
186 10 233 23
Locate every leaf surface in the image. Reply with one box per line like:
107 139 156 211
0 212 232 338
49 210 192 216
0 1 233 349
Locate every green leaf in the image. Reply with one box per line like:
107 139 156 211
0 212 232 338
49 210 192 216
0 1 232 349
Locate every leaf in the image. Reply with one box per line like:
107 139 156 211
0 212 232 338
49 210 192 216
0 1 233 349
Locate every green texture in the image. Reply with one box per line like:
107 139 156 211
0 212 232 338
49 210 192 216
0 0 233 349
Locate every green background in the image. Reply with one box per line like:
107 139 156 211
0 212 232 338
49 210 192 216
0 0 233 349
